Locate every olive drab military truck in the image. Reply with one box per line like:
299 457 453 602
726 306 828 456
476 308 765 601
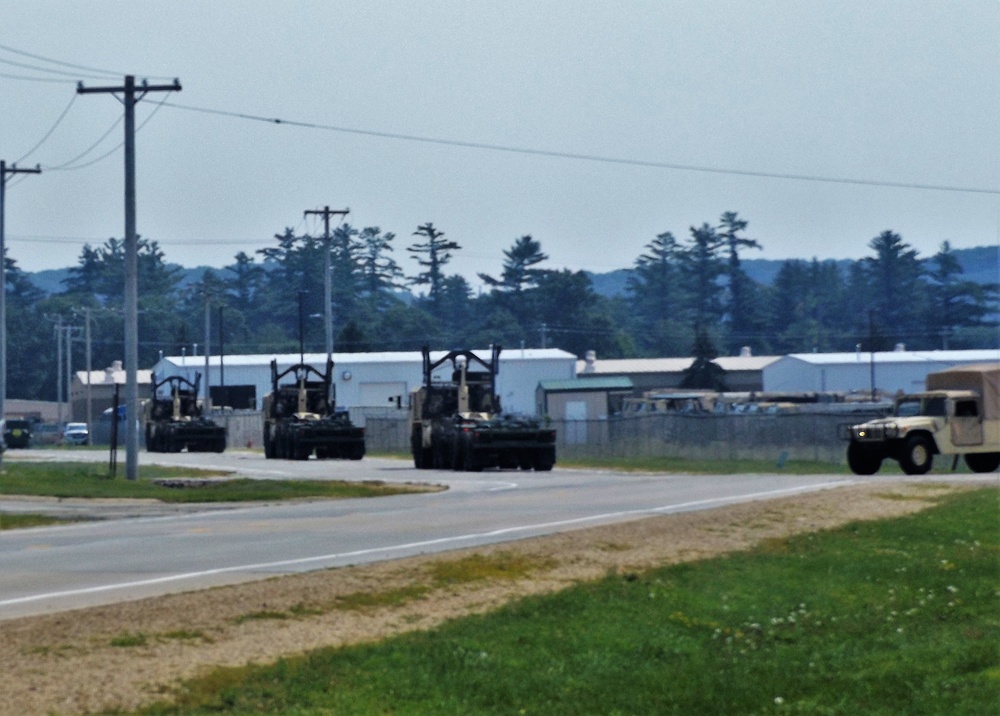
843 363 1000 475
145 373 227 453
262 358 365 460
409 345 557 472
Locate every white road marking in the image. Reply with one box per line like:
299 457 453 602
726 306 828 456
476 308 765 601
1 480 851 608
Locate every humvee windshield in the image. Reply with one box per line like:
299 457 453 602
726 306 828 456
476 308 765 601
895 396 946 418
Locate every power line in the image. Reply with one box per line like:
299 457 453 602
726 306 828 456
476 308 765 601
160 100 1000 196
46 96 169 172
37 115 122 170
7 93 171 180
0 56 115 80
0 42 173 81
0 71 78 84
15 93 78 163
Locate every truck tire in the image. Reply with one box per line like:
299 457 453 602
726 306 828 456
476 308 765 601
847 441 883 475
464 445 483 472
900 434 934 475
412 436 432 469
533 455 554 472
964 452 1000 473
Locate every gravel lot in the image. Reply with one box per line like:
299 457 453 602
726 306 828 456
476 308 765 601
0 480 986 715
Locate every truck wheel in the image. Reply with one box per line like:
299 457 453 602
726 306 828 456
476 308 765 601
464 446 483 472
900 434 934 475
847 441 882 475
533 455 555 472
293 438 310 460
964 452 1000 473
412 437 432 469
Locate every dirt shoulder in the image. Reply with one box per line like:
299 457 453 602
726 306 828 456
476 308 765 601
0 481 988 716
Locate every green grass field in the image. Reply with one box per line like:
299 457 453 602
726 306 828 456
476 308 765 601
133 487 998 715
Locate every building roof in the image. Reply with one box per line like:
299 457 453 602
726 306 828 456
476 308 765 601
538 377 634 392
74 368 153 385
576 355 780 375
159 348 576 368
779 350 1000 367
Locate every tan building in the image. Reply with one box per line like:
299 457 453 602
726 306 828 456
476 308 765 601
71 360 153 426
3 399 67 423
575 350 780 394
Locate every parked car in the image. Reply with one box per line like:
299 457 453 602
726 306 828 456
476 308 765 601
3 418 33 448
63 422 90 446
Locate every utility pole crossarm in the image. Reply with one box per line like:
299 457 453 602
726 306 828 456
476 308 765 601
77 79 182 95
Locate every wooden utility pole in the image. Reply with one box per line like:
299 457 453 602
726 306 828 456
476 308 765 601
77 76 180 480
303 206 349 364
1 161 41 468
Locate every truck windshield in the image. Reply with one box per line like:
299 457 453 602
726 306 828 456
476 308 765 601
895 397 946 417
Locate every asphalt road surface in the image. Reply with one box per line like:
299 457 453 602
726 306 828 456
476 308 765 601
0 449 863 619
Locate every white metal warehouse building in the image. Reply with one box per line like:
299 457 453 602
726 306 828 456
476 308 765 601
151 348 577 420
762 349 1000 395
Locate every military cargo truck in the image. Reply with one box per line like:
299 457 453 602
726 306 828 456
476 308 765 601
262 358 365 460
843 363 1000 475
409 345 556 471
145 373 227 453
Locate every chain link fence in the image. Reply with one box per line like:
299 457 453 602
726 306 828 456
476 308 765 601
365 408 890 464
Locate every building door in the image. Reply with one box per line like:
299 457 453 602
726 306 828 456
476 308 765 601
564 400 587 444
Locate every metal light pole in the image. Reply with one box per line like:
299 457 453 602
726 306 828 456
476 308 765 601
204 293 212 414
303 206 348 367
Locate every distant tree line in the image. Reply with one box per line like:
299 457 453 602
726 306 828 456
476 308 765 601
4 211 997 401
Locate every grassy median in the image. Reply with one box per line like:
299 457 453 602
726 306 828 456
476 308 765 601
0 462 439 502
132 487 998 715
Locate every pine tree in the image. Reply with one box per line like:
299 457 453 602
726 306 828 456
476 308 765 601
718 211 764 354
926 241 999 347
407 222 461 318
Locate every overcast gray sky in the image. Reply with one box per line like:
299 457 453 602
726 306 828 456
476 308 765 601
3 0 998 287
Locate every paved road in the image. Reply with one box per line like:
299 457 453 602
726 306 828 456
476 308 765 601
0 449 864 619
